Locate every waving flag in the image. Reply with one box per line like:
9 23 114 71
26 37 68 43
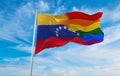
35 11 104 54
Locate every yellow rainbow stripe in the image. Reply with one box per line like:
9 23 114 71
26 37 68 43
67 22 100 32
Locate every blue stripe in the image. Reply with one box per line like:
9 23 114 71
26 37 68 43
81 34 104 41
37 25 104 41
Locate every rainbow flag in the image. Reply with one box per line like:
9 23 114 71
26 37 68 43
35 11 104 54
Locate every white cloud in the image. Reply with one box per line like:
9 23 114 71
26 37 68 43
39 66 120 76
0 66 29 76
11 44 32 53
72 6 79 11
0 65 120 76
53 5 66 15
102 24 120 45
0 2 34 44
38 0 50 12
3 58 20 62
101 5 120 23
1 53 120 76
72 6 98 14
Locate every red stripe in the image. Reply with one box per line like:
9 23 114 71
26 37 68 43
35 37 86 54
66 11 103 20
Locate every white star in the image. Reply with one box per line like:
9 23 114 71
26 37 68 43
55 31 58 33
77 33 79 36
63 26 67 29
59 26 62 30
56 28 59 31
56 34 59 37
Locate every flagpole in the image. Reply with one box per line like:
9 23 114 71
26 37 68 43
30 9 37 76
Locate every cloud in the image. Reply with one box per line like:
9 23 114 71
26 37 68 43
102 24 120 45
72 7 79 11
35 66 120 76
101 5 120 23
0 66 29 76
1 50 120 76
37 0 50 12
0 2 34 44
1 65 119 76
72 6 98 14
11 44 32 53
53 5 66 15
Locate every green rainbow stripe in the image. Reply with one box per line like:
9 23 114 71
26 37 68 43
76 28 103 36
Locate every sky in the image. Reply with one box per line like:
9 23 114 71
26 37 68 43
0 0 120 76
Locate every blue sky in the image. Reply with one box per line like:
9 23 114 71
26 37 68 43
0 0 120 76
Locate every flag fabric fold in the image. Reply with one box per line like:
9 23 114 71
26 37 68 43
35 11 104 54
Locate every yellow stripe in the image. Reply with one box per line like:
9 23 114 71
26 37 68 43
37 14 68 25
54 14 68 20
67 22 100 32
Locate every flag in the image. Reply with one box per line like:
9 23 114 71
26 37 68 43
35 11 104 54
